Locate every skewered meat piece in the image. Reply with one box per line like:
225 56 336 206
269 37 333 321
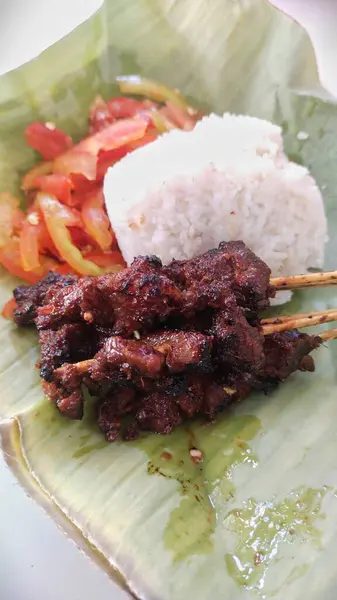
144 330 214 373
166 241 274 317
211 304 264 376
13 272 77 326
15 241 274 333
134 392 182 436
99 389 139 442
102 331 321 440
38 323 98 382
35 255 184 333
8 240 328 442
42 376 84 420
255 330 322 390
51 331 214 419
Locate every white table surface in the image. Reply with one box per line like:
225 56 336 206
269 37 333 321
0 1 336 599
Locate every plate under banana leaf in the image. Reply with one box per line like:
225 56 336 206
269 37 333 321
2 1 337 599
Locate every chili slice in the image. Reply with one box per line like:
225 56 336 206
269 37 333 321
81 190 113 251
38 194 102 276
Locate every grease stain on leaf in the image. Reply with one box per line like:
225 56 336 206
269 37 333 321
136 414 261 561
224 485 330 591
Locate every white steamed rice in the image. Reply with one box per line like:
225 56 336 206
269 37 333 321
104 113 327 303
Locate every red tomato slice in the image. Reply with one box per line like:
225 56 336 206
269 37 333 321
164 102 196 130
25 122 73 160
96 147 130 180
34 174 74 205
2 297 17 320
96 134 157 180
53 150 96 181
53 118 148 181
69 227 94 250
0 240 42 283
78 117 148 155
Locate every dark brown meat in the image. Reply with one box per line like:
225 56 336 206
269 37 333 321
10 242 322 441
211 304 264 376
42 376 84 420
29 242 274 333
166 241 274 317
13 272 77 326
256 330 322 388
98 389 138 442
38 323 98 382
35 255 183 333
89 336 166 384
143 330 213 374
135 392 182 435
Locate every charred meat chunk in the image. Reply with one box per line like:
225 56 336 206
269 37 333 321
144 330 214 374
38 323 98 382
211 304 264 376
13 272 77 326
36 255 183 333
135 392 182 435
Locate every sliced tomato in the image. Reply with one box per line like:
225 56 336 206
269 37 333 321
96 133 157 180
78 117 148 155
34 174 74 205
36 215 61 260
69 227 94 250
0 193 20 248
53 118 148 181
36 196 82 229
164 102 196 130
89 95 116 134
83 250 125 271
81 189 113 251
19 220 40 271
2 297 17 320
0 240 42 283
96 147 130 180
53 150 97 181
38 194 102 276
129 133 157 150
21 161 53 191
25 122 73 160
107 97 149 119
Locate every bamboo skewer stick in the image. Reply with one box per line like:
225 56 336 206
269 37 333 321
262 310 337 335
270 270 337 290
319 328 337 341
261 308 337 326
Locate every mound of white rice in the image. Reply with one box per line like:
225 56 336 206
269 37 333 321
104 113 327 303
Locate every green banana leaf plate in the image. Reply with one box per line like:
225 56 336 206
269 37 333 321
1 1 337 598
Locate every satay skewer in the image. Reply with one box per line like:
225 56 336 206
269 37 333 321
270 270 337 290
261 308 337 334
55 316 337 381
319 328 337 341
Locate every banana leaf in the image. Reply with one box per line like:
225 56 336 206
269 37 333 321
1 1 337 598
